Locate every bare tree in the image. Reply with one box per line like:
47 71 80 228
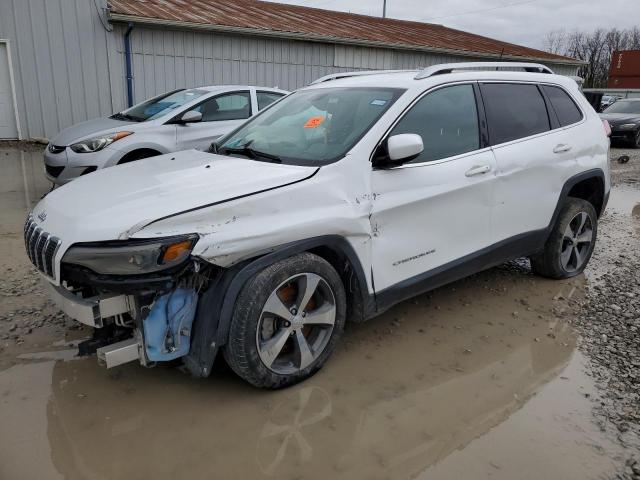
544 27 640 87
544 30 567 55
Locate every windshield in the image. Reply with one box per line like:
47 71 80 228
113 89 208 122
603 101 640 114
218 87 404 166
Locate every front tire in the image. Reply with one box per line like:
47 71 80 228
223 253 346 389
530 197 598 279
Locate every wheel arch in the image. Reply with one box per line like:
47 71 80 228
184 235 373 378
551 169 607 224
117 147 164 164
566 172 606 218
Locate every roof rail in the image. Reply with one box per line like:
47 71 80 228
310 70 413 85
414 62 554 80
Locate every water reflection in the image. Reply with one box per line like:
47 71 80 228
34 316 575 480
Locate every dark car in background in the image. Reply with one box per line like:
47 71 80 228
600 98 640 148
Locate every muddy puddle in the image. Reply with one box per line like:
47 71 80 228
0 275 624 480
0 145 634 479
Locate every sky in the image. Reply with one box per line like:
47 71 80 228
264 0 639 51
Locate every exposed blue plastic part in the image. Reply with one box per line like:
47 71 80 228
143 288 198 362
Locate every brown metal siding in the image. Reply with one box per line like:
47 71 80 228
608 50 640 88
608 76 640 89
107 0 577 64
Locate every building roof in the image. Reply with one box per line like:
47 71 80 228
107 0 581 65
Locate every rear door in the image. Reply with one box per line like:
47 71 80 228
370 83 496 291
175 91 252 151
480 82 577 243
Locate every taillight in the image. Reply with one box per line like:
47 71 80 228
602 119 611 137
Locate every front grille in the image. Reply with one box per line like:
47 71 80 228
45 164 65 178
24 215 61 278
48 144 65 154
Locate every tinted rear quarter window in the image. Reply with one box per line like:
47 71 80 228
257 91 285 110
542 85 583 126
481 83 550 145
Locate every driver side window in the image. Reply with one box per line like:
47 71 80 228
390 84 480 164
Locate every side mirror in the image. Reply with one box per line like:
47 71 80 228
375 134 423 168
180 110 202 124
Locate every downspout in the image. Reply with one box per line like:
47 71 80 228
124 22 134 108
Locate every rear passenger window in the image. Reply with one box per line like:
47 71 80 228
481 83 550 145
257 91 285 111
542 85 583 126
389 84 479 163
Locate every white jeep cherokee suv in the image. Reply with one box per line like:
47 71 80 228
25 63 610 388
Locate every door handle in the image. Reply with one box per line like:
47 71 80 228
465 165 491 177
553 144 572 154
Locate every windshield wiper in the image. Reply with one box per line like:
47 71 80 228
221 142 281 163
110 112 143 122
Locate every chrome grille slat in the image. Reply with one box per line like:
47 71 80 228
25 221 37 263
23 215 60 279
45 236 60 277
41 236 51 275
29 227 41 264
35 233 48 271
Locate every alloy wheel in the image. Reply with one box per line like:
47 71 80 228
256 273 336 374
560 211 593 273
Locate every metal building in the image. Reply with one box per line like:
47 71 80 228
0 0 584 140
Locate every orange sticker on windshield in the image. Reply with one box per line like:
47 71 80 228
304 116 326 129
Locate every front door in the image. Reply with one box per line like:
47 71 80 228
175 91 252 151
0 43 18 139
370 83 496 292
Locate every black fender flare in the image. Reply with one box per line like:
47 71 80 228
546 168 607 238
183 235 372 377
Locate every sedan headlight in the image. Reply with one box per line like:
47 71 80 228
70 131 133 153
62 235 197 275
619 123 638 130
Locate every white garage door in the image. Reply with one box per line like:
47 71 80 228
0 42 18 139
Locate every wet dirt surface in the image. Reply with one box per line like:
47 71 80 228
1 143 639 480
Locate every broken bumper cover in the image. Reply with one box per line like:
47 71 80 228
43 280 135 328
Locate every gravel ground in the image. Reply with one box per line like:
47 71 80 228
575 147 640 480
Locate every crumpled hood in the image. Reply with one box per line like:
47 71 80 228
33 150 317 246
52 117 137 146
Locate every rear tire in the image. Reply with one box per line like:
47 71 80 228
223 253 346 389
633 130 640 149
530 197 597 279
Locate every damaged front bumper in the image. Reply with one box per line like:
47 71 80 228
45 279 199 369
44 281 135 328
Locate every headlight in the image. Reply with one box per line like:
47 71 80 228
70 131 133 153
619 123 638 130
62 235 197 275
